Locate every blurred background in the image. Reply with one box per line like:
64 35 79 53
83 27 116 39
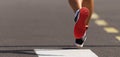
0 0 119 57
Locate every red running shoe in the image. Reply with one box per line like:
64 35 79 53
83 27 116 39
74 7 90 47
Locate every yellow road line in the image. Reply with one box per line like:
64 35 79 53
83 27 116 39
93 12 120 41
116 36 120 41
95 20 108 26
104 27 119 33
91 13 99 19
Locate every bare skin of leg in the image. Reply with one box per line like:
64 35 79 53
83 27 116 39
82 0 94 25
68 0 83 12
68 0 94 25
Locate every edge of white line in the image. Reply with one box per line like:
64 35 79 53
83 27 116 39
34 49 98 57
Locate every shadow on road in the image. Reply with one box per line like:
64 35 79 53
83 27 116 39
0 49 36 55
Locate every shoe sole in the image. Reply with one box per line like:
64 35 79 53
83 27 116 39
75 34 87 48
74 7 89 39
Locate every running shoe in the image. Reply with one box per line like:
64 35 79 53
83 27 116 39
74 7 89 47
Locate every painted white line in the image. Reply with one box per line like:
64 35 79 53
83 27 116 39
104 27 119 33
95 20 108 26
34 49 98 57
91 13 99 19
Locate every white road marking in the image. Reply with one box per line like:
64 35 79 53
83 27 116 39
34 49 98 57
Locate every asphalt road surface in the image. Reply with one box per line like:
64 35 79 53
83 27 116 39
0 0 120 57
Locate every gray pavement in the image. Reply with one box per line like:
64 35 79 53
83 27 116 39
0 0 120 57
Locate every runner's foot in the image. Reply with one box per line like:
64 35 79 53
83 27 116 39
74 7 89 47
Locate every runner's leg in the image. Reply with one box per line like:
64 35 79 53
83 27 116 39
68 0 94 25
68 0 94 47
82 0 94 25
68 0 83 13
